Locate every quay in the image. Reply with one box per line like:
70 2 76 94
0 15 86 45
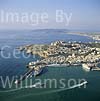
15 68 34 84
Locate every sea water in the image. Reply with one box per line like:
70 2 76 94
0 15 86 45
0 30 100 101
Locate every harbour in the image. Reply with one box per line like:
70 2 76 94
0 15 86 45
14 40 100 84
0 0 100 100
0 30 100 101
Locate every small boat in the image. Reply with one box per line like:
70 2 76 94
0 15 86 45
72 81 88 88
14 80 20 84
29 82 44 88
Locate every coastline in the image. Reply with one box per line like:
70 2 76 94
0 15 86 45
18 41 100 69
66 32 100 41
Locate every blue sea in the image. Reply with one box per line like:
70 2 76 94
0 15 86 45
0 29 100 101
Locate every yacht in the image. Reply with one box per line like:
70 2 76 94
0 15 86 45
29 82 44 88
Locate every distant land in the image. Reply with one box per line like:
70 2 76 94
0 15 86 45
0 28 100 41
31 29 100 41
67 31 100 41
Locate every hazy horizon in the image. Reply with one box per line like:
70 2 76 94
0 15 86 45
0 0 100 31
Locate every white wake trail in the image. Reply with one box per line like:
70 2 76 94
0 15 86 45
0 81 88 93
33 81 88 95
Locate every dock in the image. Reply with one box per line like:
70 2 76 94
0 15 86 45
14 68 34 84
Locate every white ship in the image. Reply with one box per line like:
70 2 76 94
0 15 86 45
82 63 94 71
29 82 44 88
82 64 90 71
47 64 69 67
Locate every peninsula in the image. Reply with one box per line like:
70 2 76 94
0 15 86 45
15 41 100 84
19 41 100 68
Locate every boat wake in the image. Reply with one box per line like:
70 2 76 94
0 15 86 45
0 81 87 94
33 81 88 95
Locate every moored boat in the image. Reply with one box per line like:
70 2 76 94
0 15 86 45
47 64 69 67
82 63 94 71
82 64 90 71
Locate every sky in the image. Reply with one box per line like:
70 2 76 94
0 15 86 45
0 0 100 31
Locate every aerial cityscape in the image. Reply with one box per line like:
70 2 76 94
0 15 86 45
0 0 100 101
